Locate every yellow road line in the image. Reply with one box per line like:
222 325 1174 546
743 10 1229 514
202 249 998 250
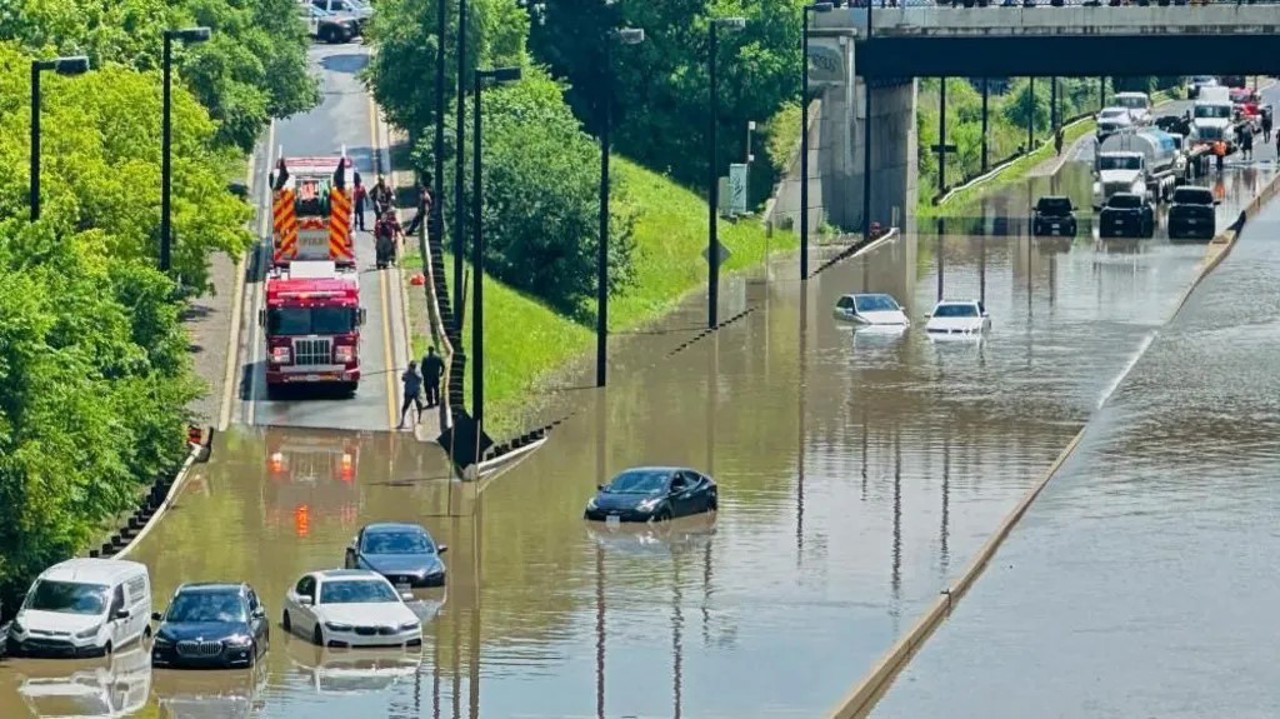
369 90 399 429
245 119 276 428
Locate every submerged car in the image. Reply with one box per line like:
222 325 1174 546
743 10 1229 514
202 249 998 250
584 467 718 523
345 523 447 588
1099 192 1155 238
151 583 269 669
924 300 991 336
833 293 909 326
281 570 421 649
1167 186 1218 240
1031 196 1078 237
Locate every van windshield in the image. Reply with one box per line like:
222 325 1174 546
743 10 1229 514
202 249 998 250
1111 95 1147 110
1195 104 1232 119
27 580 109 615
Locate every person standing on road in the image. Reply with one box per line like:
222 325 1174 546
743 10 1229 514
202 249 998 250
421 346 445 408
1054 127 1064 156
398 360 424 429
1214 139 1227 172
406 180 433 237
1262 109 1273 144
353 174 368 231
1240 124 1254 161
371 175 393 216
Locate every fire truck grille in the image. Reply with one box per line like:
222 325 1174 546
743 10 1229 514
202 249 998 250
294 338 332 366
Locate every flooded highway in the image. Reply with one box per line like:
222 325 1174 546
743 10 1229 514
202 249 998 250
2 94 1277 717
869 187 1280 719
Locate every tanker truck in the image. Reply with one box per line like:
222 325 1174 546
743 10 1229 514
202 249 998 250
1091 128 1181 211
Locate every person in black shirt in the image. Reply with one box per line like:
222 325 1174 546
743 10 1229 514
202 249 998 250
421 346 445 408
398 361 424 429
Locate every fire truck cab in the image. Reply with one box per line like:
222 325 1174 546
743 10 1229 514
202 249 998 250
270 150 356 268
259 261 365 397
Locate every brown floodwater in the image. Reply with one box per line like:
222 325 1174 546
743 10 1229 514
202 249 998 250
1 114 1274 719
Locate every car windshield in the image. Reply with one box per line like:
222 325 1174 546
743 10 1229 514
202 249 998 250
1173 189 1214 205
1194 104 1232 119
854 295 898 313
605 469 670 495
1111 95 1147 110
166 591 246 623
933 304 978 318
361 531 434 555
1099 156 1142 171
319 579 399 604
1036 198 1071 214
1108 195 1142 209
267 307 356 335
1099 110 1127 120
26 580 109 615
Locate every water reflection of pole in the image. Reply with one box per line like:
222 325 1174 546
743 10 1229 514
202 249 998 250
672 558 685 719
701 532 712 645
891 426 902 602
935 219 944 302
1049 251 1057 310
979 230 987 306
708 331 718 477
432 619 442 719
940 434 951 575
468 513 483 719
595 543 606 719
797 288 808 558
860 404 869 501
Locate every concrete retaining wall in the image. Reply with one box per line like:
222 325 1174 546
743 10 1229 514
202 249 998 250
820 5 1280 36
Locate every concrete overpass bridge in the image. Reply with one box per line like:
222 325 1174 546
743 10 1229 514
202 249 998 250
781 3 1280 233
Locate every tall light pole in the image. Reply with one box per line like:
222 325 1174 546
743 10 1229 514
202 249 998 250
433 0 446 299
707 16 746 329
800 2 833 280
597 27 645 388
454 0 469 328
471 66 522 431
30 55 89 222
161 27 211 273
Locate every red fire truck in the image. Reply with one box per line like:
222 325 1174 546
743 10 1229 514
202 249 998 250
263 428 361 537
259 260 365 397
270 151 356 268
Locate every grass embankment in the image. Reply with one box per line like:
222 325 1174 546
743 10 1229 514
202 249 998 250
922 87 1185 217
403 156 795 437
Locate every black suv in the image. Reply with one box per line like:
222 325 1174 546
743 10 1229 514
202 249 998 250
1167 186 1218 240
1031 196 1078 237
1099 193 1154 238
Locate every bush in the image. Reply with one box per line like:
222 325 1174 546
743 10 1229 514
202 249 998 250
415 70 638 316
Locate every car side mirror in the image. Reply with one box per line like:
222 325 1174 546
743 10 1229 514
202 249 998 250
298 596 313 606
115 609 130 620
437 545 448 554
400 592 415 602
358 308 368 326
151 612 162 622
252 607 267 619
596 484 603 490
258 308 266 327
923 313 932 319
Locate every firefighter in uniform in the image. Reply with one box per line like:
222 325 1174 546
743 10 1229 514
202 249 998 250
375 209 403 269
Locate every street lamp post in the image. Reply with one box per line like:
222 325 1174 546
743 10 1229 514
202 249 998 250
161 27 211 274
596 27 645 388
433 0 446 295
471 66 522 431
30 55 89 222
707 16 746 330
454 0 469 328
800 2 833 281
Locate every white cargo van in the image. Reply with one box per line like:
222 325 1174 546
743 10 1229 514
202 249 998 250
7 558 152 658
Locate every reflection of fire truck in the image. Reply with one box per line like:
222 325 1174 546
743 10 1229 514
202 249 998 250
270 152 356 268
259 261 365 396
264 429 361 536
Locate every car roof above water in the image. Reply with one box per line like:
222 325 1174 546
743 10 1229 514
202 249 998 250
40 558 147 586
316 568 384 580
175 582 246 594
361 522 426 534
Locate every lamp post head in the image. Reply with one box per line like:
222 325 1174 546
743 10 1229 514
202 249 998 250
478 66 523 85
615 27 645 45
167 27 212 43
712 17 747 31
35 56 91 75
806 2 835 12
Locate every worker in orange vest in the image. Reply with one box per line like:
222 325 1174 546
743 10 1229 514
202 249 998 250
1213 139 1227 173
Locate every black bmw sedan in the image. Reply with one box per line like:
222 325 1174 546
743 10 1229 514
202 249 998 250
345 523 448 588
151 583 269 669
584 467 718 523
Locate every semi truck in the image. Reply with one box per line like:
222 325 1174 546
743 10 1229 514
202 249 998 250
1191 86 1242 153
1091 128 1181 210
270 150 356 269
259 260 365 397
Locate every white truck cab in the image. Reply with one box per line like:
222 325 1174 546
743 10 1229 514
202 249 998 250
7 558 152 658
1110 92 1153 126
1192 86 1237 150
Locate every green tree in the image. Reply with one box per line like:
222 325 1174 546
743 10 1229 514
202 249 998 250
415 69 637 315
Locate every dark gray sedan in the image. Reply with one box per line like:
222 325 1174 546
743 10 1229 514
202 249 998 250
584 467 718 523
344 523 447 588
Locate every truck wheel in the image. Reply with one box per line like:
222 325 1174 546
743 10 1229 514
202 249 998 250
265 384 282 401
342 382 358 398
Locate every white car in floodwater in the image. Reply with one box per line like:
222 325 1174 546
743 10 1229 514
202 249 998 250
924 300 991 337
833 293 910 326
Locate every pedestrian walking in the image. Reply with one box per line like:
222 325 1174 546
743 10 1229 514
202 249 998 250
353 175 368 231
1241 124 1254 161
397 360 424 429
370 175 393 216
1214 139 1227 172
1262 109 1273 144
406 181 433 237
375 209 403 269
421 346 445 408
1054 127 1064 156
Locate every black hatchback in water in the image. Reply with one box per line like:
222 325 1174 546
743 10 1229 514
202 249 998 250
1031 196 1078 237
584 467 718 523
151 583 269 669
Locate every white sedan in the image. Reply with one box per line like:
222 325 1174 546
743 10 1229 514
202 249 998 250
833 293 909 326
281 569 422 649
924 300 991 336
